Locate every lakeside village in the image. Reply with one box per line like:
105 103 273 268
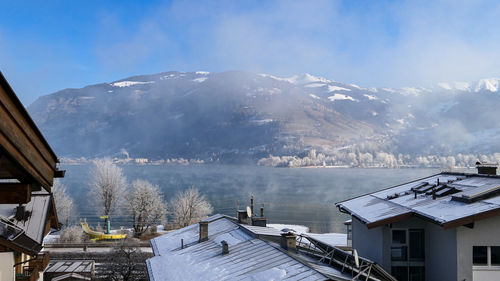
61 150 500 170
4 73 500 281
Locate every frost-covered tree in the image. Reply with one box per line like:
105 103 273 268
126 179 167 237
170 187 213 228
59 225 85 243
89 158 127 217
52 180 74 228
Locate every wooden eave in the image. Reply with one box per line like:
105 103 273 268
442 207 500 229
0 71 62 191
48 194 60 230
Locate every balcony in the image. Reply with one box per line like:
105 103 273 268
15 266 39 281
29 252 50 271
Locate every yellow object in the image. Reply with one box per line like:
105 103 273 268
80 221 127 241
100 215 109 219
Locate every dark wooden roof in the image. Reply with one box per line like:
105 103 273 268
0 71 63 191
0 192 58 255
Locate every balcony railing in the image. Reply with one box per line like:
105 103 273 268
29 252 50 271
15 266 39 281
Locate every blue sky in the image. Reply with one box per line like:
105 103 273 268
2 0 500 104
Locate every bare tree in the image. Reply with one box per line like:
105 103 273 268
170 187 213 228
106 241 150 281
89 158 127 217
52 179 74 228
126 179 167 237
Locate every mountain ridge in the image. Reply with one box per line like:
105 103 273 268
28 70 500 163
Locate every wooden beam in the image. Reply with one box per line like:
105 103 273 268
54 169 65 178
0 183 32 204
0 76 58 169
0 130 51 189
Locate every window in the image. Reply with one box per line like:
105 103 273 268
391 229 425 281
409 266 425 281
473 246 500 267
391 246 408 261
393 230 406 244
473 246 488 265
409 229 425 261
391 266 408 281
491 247 500 266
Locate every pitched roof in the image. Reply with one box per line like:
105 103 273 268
0 71 63 191
147 215 331 281
336 172 500 229
45 260 94 274
0 192 57 254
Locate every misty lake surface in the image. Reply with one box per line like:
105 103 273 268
59 165 439 233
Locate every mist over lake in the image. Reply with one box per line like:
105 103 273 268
60 164 439 233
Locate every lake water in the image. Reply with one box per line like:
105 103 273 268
59 164 440 233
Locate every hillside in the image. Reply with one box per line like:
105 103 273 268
28 71 500 163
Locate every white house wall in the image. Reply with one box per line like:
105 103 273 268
0 252 14 281
351 217 386 267
457 215 500 281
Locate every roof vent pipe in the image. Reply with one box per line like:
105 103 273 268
250 196 254 217
199 221 208 242
221 241 229 255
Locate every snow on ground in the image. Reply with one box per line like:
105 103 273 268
363 94 378 100
267 224 309 234
250 119 273 125
258 73 331 85
475 78 500 92
111 81 154 87
192 77 207 83
328 94 358 102
327 85 351 92
43 234 59 244
304 82 326 88
195 71 210 75
306 233 347 246
309 94 321 100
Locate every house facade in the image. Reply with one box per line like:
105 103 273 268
0 72 64 280
337 169 500 281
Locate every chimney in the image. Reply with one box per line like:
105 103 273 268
252 204 267 226
199 221 208 242
251 217 267 227
280 232 296 252
237 210 249 224
476 162 498 175
221 241 229 255
15 205 25 221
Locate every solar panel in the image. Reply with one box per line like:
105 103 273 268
410 182 429 192
452 185 500 203
462 185 500 200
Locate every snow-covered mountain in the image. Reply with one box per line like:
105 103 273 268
28 71 500 162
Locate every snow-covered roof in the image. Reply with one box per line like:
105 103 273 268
337 172 500 228
147 214 332 281
0 191 55 254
